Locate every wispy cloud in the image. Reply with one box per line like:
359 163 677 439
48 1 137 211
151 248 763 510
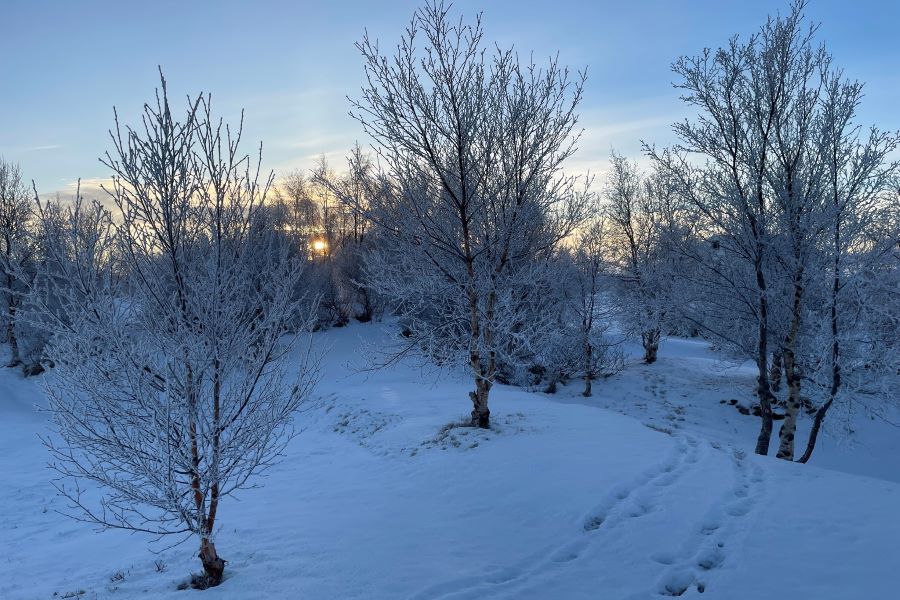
269 134 353 153
0 143 63 154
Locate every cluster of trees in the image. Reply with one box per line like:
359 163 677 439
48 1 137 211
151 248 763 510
269 145 381 327
648 0 899 461
1 0 896 588
328 0 898 459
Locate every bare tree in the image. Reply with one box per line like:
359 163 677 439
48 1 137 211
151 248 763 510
763 18 828 460
312 144 373 248
311 146 380 325
603 152 673 364
649 1 822 455
565 217 622 396
37 74 317 588
272 169 321 244
350 1 587 427
0 157 33 368
795 73 899 462
651 0 899 459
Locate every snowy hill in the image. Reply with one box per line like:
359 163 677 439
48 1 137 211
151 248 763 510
1 324 898 599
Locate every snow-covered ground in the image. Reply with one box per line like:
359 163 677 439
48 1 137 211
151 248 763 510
1 323 898 599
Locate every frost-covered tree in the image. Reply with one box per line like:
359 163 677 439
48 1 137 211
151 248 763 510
0 157 33 368
565 218 622 396
761 22 830 460
650 1 827 456
794 74 899 462
350 1 587 427
8 186 115 379
312 145 372 249
651 0 899 459
273 169 320 238
37 75 317 588
311 145 380 325
603 152 673 364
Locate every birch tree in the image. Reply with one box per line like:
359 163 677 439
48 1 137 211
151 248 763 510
651 0 899 458
650 1 822 455
764 23 828 460
795 73 899 462
351 1 587 427
38 75 317 588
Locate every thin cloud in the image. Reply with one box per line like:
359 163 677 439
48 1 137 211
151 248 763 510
0 143 63 154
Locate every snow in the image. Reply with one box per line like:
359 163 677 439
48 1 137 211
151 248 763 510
1 324 898 599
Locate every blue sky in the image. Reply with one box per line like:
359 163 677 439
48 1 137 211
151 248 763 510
2 0 898 195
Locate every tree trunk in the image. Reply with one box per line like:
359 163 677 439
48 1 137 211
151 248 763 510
582 340 593 397
799 221 842 465
5 296 21 368
797 398 833 464
753 264 774 456
469 380 491 428
769 350 783 393
198 537 225 587
775 348 801 460
461 219 491 429
754 380 774 456
776 273 805 461
641 328 660 364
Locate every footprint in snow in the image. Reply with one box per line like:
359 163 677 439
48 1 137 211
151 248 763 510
408 435 706 600
650 445 766 597
583 435 701 531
